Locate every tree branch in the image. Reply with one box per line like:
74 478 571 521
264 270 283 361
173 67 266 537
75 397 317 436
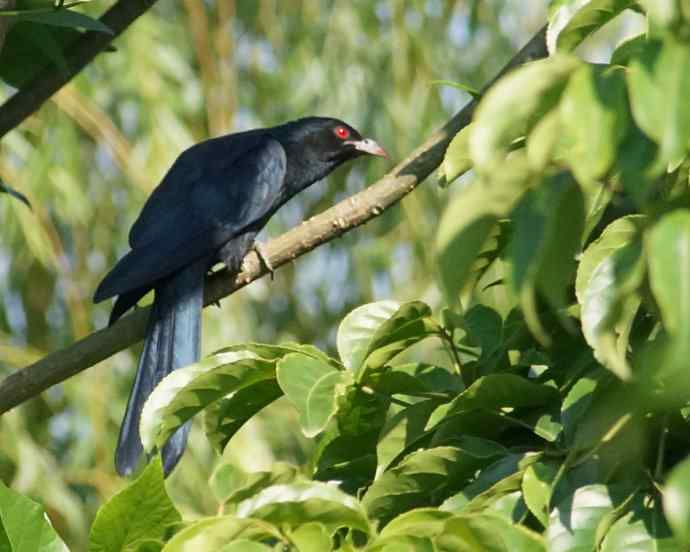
0 25 547 415
0 0 160 139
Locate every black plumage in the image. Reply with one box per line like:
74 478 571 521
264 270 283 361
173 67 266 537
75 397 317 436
94 117 385 476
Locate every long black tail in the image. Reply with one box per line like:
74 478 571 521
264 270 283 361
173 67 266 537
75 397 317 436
115 258 207 476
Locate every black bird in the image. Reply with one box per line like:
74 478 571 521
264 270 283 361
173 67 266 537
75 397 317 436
94 117 386 476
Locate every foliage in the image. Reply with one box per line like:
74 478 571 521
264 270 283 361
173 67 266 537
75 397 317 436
8 0 690 551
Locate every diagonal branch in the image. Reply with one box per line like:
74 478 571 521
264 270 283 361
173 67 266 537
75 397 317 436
0 0 160 139
0 25 547 415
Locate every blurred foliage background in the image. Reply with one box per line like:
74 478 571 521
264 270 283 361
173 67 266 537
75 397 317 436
0 1 644 548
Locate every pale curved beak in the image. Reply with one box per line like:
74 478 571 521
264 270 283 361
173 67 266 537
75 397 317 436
346 138 388 158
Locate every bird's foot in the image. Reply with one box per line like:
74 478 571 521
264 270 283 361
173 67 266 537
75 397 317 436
253 241 275 280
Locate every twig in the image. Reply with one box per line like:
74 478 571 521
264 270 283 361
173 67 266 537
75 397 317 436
0 25 547 415
0 0 160 139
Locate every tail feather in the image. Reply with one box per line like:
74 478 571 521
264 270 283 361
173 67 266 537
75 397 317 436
115 258 206 477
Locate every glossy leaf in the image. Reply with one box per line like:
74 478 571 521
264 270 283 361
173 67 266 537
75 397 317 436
438 513 545 551
359 301 441 377
376 399 440 476
628 36 690 167
203 379 283 454
579 221 644 379
648 210 690 338
439 124 474 187
89 458 180 552
664 455 690 545
277 353 349 437
559 64 629 185
446 374 560 416
288 522 333 552
508 171 585 340
470 55 579 171
12 7 112 34
236 481 370 534
436 152 532 303
336 300 401 370
522 460 560 528
547 484 616 552
363 444 504 524
140 352 276 452
0 480 68 552
547 0 635 54
602 494 678 551
161 516 281 552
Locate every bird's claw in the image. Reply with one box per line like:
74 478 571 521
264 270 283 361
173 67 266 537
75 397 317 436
253 241 275 280
213 300 221 309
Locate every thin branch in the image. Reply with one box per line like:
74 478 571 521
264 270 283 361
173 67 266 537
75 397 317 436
0 25 547 415
0 0 160 139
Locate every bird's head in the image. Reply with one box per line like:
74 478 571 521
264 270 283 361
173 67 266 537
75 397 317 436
275 117 387 165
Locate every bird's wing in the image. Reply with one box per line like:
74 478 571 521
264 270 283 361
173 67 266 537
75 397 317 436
94 136 287 302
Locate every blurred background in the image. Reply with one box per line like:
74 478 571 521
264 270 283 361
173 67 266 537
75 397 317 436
0 1 643 548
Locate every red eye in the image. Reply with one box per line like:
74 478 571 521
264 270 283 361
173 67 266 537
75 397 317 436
335 126 350 140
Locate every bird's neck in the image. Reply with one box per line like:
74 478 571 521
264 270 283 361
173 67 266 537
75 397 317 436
282 146 340 199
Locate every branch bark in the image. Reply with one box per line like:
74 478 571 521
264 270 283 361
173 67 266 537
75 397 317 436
0 25 547 415
0 0 159 139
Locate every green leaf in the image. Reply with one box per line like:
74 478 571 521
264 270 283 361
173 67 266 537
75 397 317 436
0 21 71 87
89 458 181 552
140 351 277 452
461 305 503 362
639 0 688 29
576 215 645 379
648 210 690 338
209 463 247 504
439 124 474 187
220 463 300 506
436 153 532 303
0 178 31 209
446 374 560 417
161 516 281 552
611 33 647 66
363 444 504 525
522 460 560 528
470 55 579 171
559 64 629 185
628 36 690 167
236 481 370 535
376 399 440 475
508 171 585 341
547 0 635 54
0 481 68 552
288 522 333 552
602 493 678 551
337 300 401 370
377 508 453 541
277 353 350 437
575 215 645 305
438 513 545 552
561 369 604 445
442 453 539 519
359 301 441 377
526 110 561 172
203 378 283 454
664 455 690 545
217 541 272 552
12 7 112 34
547 484 617 552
